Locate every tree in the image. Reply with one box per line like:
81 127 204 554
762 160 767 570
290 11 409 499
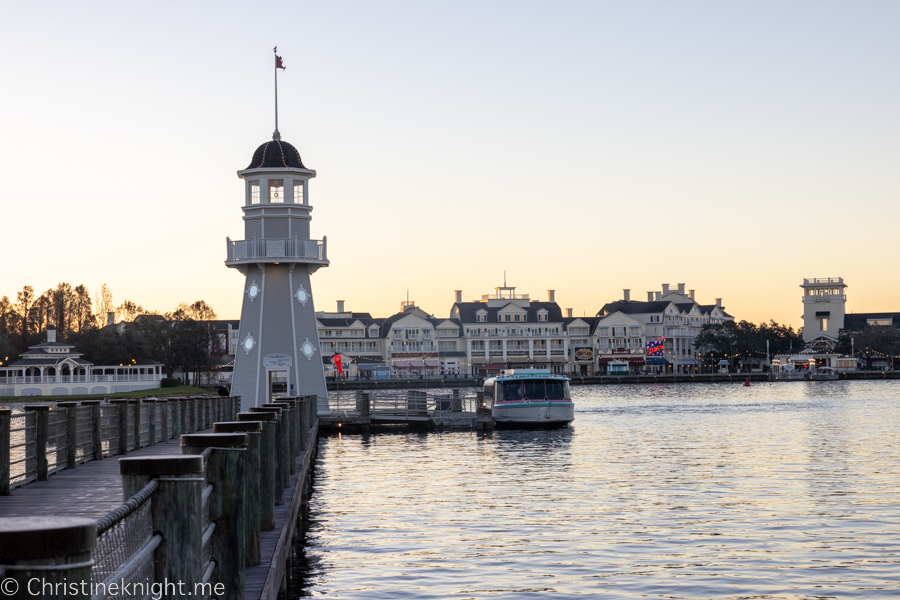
15 285 35 348
71 285 94 334
95 284 115 328
695 319 801 370
116 300 146 323
0 296 14 341
28 289 53 345
835 326 900 369
173 300 217 321
52 282 75 339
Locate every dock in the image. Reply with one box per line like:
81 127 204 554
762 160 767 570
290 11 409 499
0 395 318 600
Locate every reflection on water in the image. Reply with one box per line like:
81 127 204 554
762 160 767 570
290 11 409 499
292 381 900 599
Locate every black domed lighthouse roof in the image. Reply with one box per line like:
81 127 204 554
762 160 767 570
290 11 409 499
247 139 306 169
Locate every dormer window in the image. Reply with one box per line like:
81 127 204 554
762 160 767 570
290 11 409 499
476 312 487 323
270 179 284 203
250 182 260 205
538 311 548 322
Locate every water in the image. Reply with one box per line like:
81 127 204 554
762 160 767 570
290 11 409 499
292 381 900 599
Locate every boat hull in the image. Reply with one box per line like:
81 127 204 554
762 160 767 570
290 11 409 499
492 402 574 429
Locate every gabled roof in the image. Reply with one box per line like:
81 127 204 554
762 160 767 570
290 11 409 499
453 301 563 323
25 341 75 350
597 301 671 317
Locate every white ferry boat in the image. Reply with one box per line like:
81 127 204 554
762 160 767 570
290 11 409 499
483 369 574 428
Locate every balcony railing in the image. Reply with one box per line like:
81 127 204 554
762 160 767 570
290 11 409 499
1 374 164 384
226 236 327 263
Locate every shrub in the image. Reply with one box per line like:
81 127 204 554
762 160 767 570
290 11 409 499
160 377 181 388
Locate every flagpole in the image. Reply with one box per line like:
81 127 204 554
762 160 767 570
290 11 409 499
273 47 280 139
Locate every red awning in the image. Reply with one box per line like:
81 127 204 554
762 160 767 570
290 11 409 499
409 360 426 368
393 361 411 368
424 359 441 367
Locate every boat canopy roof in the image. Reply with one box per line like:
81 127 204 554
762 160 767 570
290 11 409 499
494 373 570 383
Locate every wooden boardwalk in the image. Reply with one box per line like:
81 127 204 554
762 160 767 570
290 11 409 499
0 422 320 600
0 437 189 518
245 420 318 600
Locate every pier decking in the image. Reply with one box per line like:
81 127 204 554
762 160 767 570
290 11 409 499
0 395 319 600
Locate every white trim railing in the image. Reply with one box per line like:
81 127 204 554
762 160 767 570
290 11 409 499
226 236 327 262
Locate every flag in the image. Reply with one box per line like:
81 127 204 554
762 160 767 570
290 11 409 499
333 354 343 375
275 54 286 70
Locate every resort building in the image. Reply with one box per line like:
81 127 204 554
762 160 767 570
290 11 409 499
596 284 734 373
453 286 568 376
0 325 164 397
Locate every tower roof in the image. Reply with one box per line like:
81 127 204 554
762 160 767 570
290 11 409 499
247 139 306 169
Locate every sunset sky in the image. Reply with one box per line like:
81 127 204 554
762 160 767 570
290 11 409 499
2 1 898 328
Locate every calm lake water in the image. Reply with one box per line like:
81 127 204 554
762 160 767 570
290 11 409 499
292 381 900 599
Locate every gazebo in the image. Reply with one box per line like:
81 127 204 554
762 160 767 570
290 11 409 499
0 325 164 397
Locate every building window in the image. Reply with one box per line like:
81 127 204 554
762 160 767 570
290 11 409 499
270 179 284 203
818 317 828 330
538 313 548 322
250 182 260 204
406 329 419 339
477 313 486 322
293 181 304 203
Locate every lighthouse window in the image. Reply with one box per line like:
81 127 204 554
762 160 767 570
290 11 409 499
293 181 304 204
270 180 284 203
250 182 260 205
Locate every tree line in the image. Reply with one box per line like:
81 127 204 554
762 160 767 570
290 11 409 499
695 319 900 369
0 283 219 384
694 320 804 367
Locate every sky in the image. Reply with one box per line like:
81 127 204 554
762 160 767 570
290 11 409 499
1 1 898 328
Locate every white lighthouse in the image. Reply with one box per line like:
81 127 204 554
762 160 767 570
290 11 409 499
226 134 329 411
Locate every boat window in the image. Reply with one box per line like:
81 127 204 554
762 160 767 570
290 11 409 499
545 380 567 400
563 381 571 399
501 382 523 401
523 380 545 399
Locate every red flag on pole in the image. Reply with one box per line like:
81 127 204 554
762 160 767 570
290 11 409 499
333 354 343 375
275 54 286 70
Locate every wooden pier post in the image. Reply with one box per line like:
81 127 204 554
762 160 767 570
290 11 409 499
23 405 50 481
263 402 296 472
158 399 169 441
0 409 10 495
0 516 96 599
295 397 310 451
131 400 141 450
250 406 288 491
109 400 129 455
119 455 205 592
214 420 263 566
146 399 157 446
57 402 79 470
237 411 279 525
181 433 248 599
81 400 103 461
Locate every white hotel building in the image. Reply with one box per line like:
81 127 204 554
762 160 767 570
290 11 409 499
314 282 734 377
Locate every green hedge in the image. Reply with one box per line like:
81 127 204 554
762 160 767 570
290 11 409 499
160 377 181 388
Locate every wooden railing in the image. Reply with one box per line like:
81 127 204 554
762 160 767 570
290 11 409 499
0 394 319 600
0 396 239 493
